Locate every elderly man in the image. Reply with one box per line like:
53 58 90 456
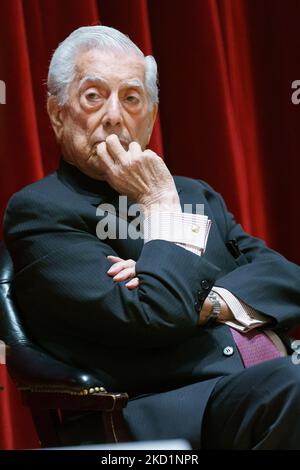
4 26 300 449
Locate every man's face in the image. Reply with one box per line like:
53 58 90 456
48 48 157 176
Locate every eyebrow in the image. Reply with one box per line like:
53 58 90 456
78 75 108 90
78 75 145 92
121 80 145 91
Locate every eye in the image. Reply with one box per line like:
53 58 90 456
125 95 139 104
85 91 100 102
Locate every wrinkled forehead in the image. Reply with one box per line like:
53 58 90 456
73 48 146 85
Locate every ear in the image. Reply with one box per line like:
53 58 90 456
47 95 64 141
146 103 158 144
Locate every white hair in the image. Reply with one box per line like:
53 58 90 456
47 25 159 107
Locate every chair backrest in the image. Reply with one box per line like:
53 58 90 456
0 241 28 347
0 241 105 392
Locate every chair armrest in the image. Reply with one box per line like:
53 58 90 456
7 344 111 395
22 389 131 445
22 390 129 411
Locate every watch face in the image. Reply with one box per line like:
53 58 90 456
208 292 221 316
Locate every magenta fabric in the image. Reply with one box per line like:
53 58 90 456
230 328 282 368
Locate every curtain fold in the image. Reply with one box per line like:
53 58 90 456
210 0 268 237
0 0 299 449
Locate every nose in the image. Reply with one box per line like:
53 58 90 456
102 94 122 131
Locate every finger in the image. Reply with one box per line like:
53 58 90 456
113 267 136 282
125 277 140 289
107 255 124 263
142 149 160 159
106 134 127 163
128 141 142 158
91 141 115 178
107 262 124 275
107 259 135 275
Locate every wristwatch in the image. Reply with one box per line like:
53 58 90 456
206 291 221 326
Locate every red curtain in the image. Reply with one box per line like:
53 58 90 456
0 0 299 449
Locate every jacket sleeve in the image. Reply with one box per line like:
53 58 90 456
4 188 221 349
200 181 300 332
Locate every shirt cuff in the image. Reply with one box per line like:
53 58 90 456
143 212 211 254
208 288 287 355
176 243 203 256
212 286 270 332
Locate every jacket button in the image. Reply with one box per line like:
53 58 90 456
223 346 234 356
197 290 206 301
194 301 200 312
201 279 210 290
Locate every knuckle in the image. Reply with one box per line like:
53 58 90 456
106 134 116 144
143 149 157 158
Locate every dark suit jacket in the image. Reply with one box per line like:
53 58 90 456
4 159 300 446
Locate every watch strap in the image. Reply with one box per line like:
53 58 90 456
206 291 221 327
